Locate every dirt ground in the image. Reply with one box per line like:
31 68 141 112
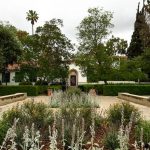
0 95 150 120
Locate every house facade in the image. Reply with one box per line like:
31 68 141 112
0 63 87 86
68 62 87 86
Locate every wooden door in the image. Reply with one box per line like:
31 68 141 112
70 75 76 86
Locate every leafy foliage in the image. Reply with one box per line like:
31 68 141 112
135 120 150 144
127 1 150 58
35 19 74 81
0 23 22 67
0 101 53 144
107 102 141 125
103 84 150 96
140 48 150 79
26 10 39 35
76 7 113 83
76 7 129 83
0 85 38 96
106 36 128 55
103 130 119 150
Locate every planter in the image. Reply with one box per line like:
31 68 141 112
47 89 52 96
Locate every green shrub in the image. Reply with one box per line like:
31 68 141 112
19 81 32 85
0 101 53 144
135 120 150 144
0 85 38 96
37 85 48 94
103 85 150 96
0 85 62 96
78 84 103 95
36 85 62 95
48 85 62 91
103 130 119 150
66 87 82 96
35 80 48 85
107 102 141 126
0 120 9 143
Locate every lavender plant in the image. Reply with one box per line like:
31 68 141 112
21 123 44 150
49 126 58 150
49 90 99 108
0 118 19 150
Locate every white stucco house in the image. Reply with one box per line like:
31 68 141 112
68 62 87 86
0 62 87 86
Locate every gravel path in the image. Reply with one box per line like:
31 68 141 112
0 96 150 120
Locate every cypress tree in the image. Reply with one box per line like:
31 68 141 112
127 1 150 58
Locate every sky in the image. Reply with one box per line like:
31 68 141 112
0 0 144 45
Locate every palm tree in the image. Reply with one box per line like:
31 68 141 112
26 10 39 35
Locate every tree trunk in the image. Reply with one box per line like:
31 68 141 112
104 80 108 85
32 24 34 35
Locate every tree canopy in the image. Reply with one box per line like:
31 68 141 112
127 1 150 58
0 23 22 67
76 7 129 83
16 19 74 82
26 10 39 35
36 19 74 81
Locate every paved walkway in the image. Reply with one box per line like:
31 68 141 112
0 96 150 120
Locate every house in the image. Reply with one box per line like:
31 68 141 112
68 62 87 86
0 62 87 86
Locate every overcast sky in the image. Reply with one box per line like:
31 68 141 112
0 0 143 45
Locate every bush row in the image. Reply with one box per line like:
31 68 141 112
37 85 62 94
0 85 62 96
78 84 150 96
78 84 103 95
0 84 149 96
103 85 150 96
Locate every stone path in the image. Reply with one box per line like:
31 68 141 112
0 96 150 120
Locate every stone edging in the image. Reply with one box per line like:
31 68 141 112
118 92 150 107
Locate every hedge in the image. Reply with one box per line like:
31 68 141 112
0 84 149 96
78 84 103 95
0 85 62 96
37 85 62 94
103 85 150 96
0 85 38 96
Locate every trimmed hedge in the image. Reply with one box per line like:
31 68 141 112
0 85 62 96
0 85 38 96
79 84 150 96
48 85 62 91
78 84 103 95
0 84 149 96
37 85 62 94
103 85 150 96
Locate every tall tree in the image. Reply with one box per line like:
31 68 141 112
15 34 39 82
76 7 114 84
26 10 39 35
127 1 150 58
35 19 74 82
0 23 22 84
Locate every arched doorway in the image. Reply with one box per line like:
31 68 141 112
69 69 78 86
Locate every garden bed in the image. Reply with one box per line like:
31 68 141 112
0 89 149 150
